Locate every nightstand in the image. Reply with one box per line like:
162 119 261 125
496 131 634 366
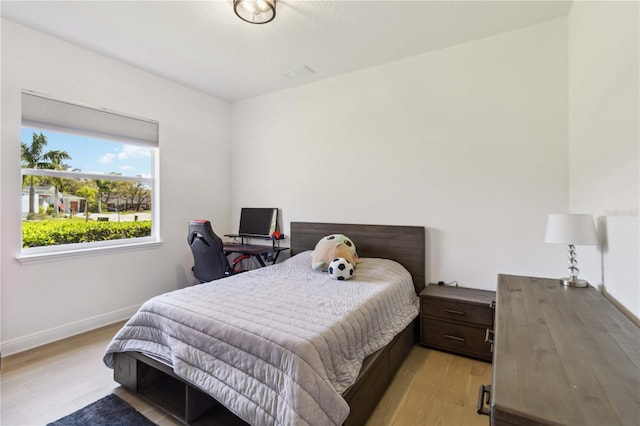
419 284 495 362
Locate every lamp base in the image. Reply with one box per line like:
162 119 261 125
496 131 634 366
561 277 589 288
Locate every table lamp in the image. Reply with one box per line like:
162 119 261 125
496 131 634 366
544 213 597 287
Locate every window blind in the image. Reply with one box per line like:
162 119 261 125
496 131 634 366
21 91 158 147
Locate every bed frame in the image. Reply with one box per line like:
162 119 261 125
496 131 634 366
112 222 426 425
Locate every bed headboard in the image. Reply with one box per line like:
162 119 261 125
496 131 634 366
290 222 426 294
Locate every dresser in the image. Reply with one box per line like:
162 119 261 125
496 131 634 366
419 284 495 362
484 274 640 425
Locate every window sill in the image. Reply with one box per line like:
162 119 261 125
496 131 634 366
17 240 163 265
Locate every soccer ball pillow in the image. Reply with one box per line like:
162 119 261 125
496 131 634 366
312 234 359 271
328 257 355 280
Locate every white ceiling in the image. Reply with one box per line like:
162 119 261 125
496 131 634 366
1 1 572 102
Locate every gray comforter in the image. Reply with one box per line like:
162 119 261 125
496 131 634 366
104 251 418 426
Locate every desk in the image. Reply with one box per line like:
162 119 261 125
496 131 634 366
485 274 640 425
223 243 289 267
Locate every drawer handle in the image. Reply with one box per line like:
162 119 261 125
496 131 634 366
445 309 466 315
485 328 494 343
476 384 491 416
445 334 465 342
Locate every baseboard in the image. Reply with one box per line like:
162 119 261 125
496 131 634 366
601 287 640 327
0 304 141 357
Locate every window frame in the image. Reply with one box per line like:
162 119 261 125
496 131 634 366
18 92 161 263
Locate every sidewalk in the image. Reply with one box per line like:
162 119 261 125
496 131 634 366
88 212 151 222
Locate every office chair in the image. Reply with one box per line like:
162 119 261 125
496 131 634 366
187 220 249 283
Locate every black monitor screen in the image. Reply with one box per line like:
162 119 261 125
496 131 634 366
238 208 278 237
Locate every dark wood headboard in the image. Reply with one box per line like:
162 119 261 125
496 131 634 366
290 222 426 293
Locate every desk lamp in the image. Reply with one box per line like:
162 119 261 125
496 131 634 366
544 213 597 287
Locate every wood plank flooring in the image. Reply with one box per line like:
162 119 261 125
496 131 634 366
0 322 491 426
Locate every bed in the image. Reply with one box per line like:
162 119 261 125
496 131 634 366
104 222 426 425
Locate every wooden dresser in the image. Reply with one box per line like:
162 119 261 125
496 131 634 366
420 284 495 362
486 274 640 425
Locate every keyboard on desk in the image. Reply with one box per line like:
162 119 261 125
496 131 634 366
225 233 273 239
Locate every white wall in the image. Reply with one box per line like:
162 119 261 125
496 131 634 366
231 18 569 290
568 1 639 318
0 20 231 354
4 3 636 355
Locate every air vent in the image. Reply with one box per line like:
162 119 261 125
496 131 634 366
283 65 315 80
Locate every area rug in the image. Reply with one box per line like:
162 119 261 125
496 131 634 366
47 393 158 426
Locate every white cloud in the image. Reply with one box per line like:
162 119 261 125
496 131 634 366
118 145 151 161
99 153 116 164
120 165 133 171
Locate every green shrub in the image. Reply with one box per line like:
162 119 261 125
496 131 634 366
22 220 152 248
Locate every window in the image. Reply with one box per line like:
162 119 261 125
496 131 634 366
20 91 160 260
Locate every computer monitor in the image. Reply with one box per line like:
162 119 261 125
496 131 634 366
238 208 278 237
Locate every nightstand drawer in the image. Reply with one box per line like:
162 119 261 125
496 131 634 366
421 317 492 361
422 298 492 326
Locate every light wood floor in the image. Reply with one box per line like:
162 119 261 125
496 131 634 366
0 322 491 426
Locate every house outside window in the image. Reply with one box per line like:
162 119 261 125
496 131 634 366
20 91 160 260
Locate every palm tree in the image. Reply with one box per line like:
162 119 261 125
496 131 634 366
21 133 49 217
21 132 71 217
44 150 72 216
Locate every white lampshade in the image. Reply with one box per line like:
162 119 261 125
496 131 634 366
544 214 597 246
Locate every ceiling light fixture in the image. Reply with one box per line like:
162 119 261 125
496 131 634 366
234 0 276 24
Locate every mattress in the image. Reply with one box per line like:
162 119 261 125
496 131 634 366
104 250 418 426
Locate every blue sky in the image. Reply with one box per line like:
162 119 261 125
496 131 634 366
21 127 151 177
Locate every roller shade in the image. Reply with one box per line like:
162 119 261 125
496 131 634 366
21 91 158 147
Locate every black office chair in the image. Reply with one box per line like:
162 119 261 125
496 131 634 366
188 220 249 283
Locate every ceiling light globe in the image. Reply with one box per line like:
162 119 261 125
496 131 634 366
234 0 276 24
